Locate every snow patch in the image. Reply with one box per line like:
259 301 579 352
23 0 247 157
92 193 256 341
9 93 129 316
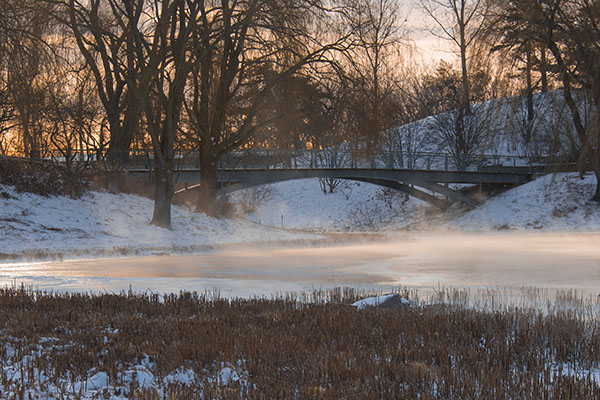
218 366 240 386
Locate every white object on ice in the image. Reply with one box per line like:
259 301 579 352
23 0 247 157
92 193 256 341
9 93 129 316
352 294 409 310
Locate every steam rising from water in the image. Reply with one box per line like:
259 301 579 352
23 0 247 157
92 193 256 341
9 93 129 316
1 232 599 299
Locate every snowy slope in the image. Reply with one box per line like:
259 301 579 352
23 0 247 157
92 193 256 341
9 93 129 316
228 179 428 231
0 184 317 257
227 173 600 233
388 90 583 159
454 172 600 231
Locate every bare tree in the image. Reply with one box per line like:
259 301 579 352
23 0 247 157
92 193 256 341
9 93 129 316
316 144 351 193
421 0 491 114
488 0 557 146
182 0 349 215
127 0 201 228
555 0 600 200
4 1 58 159
506 0 600 200
342 0 407 156
428 102 490 169
0 0 24 155
56 0 146 163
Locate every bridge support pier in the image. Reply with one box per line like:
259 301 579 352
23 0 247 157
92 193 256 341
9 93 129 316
407 180 480 208
350 178 452 210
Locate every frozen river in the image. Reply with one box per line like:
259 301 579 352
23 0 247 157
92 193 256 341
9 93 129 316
1 232 599 298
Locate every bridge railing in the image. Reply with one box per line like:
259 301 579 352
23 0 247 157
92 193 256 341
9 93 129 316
124 149 573 174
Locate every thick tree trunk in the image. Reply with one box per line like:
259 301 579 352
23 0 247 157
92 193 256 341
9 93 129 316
22 122 40 160
106 130 134 164
151 166 174 229
196 148 219 216
105 110 138 164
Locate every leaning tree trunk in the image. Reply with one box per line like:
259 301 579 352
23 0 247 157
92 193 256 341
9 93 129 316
593 169 600 202
151 165 174 228
197 147 219 216
548 40 599 202
593 146 600 202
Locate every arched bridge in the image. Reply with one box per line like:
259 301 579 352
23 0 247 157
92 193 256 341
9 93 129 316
191 167 528 209
126 150 564 209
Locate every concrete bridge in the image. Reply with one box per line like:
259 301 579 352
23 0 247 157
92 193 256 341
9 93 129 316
180 168 534 208
125 150 553 209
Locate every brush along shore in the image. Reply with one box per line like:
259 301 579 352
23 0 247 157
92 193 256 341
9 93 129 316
1 287 599 399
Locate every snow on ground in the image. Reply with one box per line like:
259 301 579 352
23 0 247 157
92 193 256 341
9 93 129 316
0 342 247 399
228 179 428 231
0 184 317 257
229 173 600 233
455 172 600 231
2 92 597 258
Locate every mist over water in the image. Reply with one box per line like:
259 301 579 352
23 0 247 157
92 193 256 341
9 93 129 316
1 232 599 299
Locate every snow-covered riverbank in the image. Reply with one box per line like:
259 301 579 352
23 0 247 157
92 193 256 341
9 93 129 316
1 171 599 259
0 184 319 259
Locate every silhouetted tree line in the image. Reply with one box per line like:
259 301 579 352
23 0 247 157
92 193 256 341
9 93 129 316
0 0 598 227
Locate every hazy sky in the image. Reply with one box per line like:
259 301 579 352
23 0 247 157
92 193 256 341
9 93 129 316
402 1 458 67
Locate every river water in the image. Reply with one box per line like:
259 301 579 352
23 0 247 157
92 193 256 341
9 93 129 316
1 232 599 299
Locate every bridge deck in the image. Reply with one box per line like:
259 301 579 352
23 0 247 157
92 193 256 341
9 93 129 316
157 168 532 185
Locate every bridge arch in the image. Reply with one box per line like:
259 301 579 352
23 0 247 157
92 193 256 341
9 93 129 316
214 176 453 209
209 169 482 209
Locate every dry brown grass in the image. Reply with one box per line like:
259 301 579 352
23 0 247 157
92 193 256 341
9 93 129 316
0 286 599 398
0 156 92 198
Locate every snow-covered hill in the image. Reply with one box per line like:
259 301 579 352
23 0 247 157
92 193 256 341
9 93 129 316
454 172 600 231
387 90 585 160
227 179 428 231
229 172 600 233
